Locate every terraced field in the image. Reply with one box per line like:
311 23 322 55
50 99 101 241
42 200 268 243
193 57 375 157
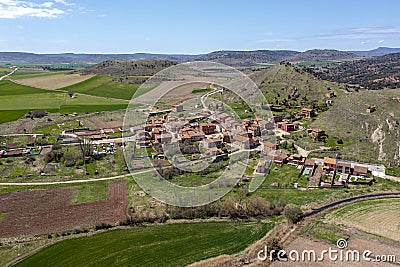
15 221 274 267
325 198 400 241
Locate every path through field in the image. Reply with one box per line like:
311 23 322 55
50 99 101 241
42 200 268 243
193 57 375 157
0 67 18 81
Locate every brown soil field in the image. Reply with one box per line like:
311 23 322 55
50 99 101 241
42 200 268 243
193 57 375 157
11 74 94 90
272 236 400 267
0 181 128 237
134 81 210 105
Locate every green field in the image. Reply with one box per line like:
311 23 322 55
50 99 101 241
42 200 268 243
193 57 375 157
16 221 274 267
0 80 48 95
0 80 129 123
10 70 70 80
59 75 142 100
192 88 212 94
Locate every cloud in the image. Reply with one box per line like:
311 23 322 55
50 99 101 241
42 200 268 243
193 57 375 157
54 0 74 6
255 38 293 43
316 26 400 40
0 0 75 18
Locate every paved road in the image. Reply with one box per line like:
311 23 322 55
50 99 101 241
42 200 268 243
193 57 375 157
0 67 18 80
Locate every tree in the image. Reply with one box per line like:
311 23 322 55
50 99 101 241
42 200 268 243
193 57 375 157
317 99 328 111
284 204 304 224
267 237 284 261
68 90 76 97
78 138 93 162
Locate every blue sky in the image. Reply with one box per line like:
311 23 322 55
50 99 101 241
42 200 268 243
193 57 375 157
0 0 399 54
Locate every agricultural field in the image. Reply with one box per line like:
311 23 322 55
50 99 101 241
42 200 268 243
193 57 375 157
0 181 127 238
11 73 94 89
15 221 274 267
0 67 14 77
60 75 144 100
0 80 128 123
324 198 400 241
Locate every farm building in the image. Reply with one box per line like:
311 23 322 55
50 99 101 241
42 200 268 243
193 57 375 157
337 161 352 174
309 128 327 140
172 104 183 112
300 108 315 119
353 165 370 177
325 91 336 98
273 150 290 165
280 122 295 132
255 161 267 173
323 157 337 171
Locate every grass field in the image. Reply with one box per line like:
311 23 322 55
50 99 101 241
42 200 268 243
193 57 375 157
192 88 212 94
16 221 274 267
0 80 48 95
9 70 70 80
71 181 110 204
0 80 129 123
325 198 400 241
60 75 143 100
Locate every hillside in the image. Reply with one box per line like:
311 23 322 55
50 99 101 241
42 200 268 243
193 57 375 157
351 47 400 57
198 50 299 66
311 89 400 166
81 60 177 77
312 53 400 90
258 63 344 104
287 49 358 62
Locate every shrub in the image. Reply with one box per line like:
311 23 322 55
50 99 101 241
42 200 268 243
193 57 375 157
284 204 304 224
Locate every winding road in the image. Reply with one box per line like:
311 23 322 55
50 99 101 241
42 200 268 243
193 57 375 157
0 67 18 81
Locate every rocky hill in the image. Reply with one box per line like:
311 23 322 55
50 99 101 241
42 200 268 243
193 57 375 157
198 50 299 66
258 62 344 104
81 60 177 77
287 49 358 62
312 89 400 166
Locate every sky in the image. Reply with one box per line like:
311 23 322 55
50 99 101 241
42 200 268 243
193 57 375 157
0 0 399 54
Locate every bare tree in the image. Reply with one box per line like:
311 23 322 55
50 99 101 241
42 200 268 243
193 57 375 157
78 138 93 162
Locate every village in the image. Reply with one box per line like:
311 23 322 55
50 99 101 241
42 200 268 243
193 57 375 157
0 96 386 189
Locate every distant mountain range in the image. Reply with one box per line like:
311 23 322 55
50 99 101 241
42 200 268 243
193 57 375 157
350 47 400 57
0 52 202 65
0 47 399 66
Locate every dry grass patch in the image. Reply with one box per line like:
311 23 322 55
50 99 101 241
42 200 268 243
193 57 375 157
325 198 400 241
12 74 94 90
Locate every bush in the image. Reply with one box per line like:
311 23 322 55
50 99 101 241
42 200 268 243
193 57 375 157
284 204 304 224
266 237 284 261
